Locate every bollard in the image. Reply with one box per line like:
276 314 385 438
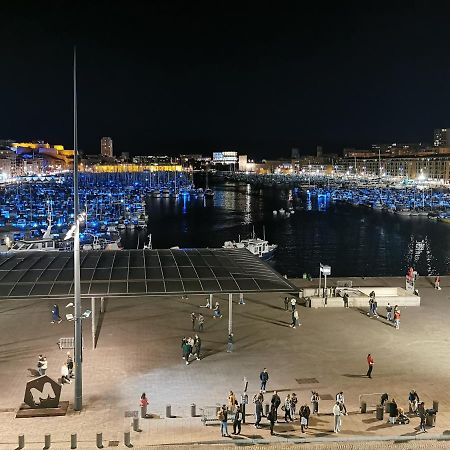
132 417 140 432
360 401 367 413
124 431 131 447
433 400 439 412
376 405 384 420
264 403 270 416
18 434 25 450
166 404 172 418
96 432 103 449
71 433 77 449
190 403 196 417
44 434 51 449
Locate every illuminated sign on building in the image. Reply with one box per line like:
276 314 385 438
213 151 238 164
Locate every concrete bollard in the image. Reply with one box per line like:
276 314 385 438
71 433 77 449
18 434 25 449
166 404 172 418
433 400 439 412
124 431 131 447
190 403 196 417
44 434 51 449
96 432 103 448
360 401 367 413
132 417 140 432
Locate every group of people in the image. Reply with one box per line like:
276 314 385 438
283 297 301 328
190 312 205 332
385 303 401 329
181 335 201 365
36 352 74 384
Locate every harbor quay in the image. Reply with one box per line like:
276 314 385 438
0 276 449 449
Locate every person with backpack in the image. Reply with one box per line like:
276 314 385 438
218 405 230 437
232 405 243 435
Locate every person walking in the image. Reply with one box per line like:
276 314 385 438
254 396 263 428
386 303 393 322
291 309 300 328
418 401 427 432
182 339 191 365
300 403 310 431
259 368 269 392
333 401 342 432
336 392 347 415
283 394 293 422
191 312 196 331
290 393 298 419
227 333 233 353
366 353 374 378
193 335 201 361
284 296 289 311
218 405 230 437
267 407 276 435
311 391 320 414
435 275 441 290
140 393 149 418
51 304 62 324
198 313 204 332
232 405 243 434
394 309 401 330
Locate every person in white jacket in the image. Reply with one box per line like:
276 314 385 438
333 402 342 433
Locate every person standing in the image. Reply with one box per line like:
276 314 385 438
333 401 342 432
181 337 187 359
408 390 420 413
182 339 191 365
66 352 74 378
267 407 276 435
61 363 71 384
232 405 243 435
291 309 300 328
140 393 149 418
227 333 233 353
336 392 347 415
254 396 263 428
290 297 297 311
228 391 236 413
418 402 427 432
198 314 204 332
193 335 201 361
191 312 196 331
271 391 281 418
284 296 289 311
373 299 379 318
218 405 230 437
386 303 393 322
311 391 320 414
343 292 349 308
300 403 310 431
259 368 269 392
51 304 62 324
389 398 398 424
366 354 374 378
284 394 293 422
435 275 441 290
394 309 401 330
290 393 298 419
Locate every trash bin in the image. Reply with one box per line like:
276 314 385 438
376 405 384 420
426 409 436 427
165 405 172 418
360 401 367 413
190 403 196 417
433 400 439 412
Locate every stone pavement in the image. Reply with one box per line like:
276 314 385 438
0 275 450 449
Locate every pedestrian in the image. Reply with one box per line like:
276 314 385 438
284 296 289 311
51 304 62 324
435 275 441 290
228 390 236 412
193 334 201 360
66 352 74 378
366 353 374 378
267 407 276 435
343 292 349 308
259 368 269 392
290 297 297 311
253 390 264 404
394 308 401 330
140 393 149 418
191 312 196 331
373 299 379 317
311 391 320 414
300 403 310 431
38 355 47 376
291 309 300 328
182 338 191 365
218 405 230 437
333 401 342 432
61 363 71 384
227 333 233 353
271 391 281 417
389 398 398 424
367 298 373 317
283 394 293 422
198 313 204 332
181 337 186 358
254 396 263 428
290 393 298 419
380 393 389 406
336 392 347 415
386 302 393 322
213 302 223 319
232 405 243 434
408 390 420 413
418 402 427 432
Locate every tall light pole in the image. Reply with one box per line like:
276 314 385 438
73 46 83 411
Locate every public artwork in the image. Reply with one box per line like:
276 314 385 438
23 376 61 408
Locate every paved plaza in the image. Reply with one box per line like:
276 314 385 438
0 275 450 449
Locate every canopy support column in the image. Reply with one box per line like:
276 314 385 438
228 293 233 335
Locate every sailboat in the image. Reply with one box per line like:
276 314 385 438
223 226 277 260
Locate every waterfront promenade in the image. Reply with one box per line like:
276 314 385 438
0 275 449 449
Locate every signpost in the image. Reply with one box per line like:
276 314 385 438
318 264 331 298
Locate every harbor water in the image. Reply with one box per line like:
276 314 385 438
123 180 450 278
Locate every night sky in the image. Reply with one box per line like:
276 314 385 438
1 1 450 158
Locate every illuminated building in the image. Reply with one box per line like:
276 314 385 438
101 137 113 157
212 151 238 164
434 129 450 147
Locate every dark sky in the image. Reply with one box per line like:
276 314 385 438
1 1 450 158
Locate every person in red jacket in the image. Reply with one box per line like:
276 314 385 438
366 354 374 378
